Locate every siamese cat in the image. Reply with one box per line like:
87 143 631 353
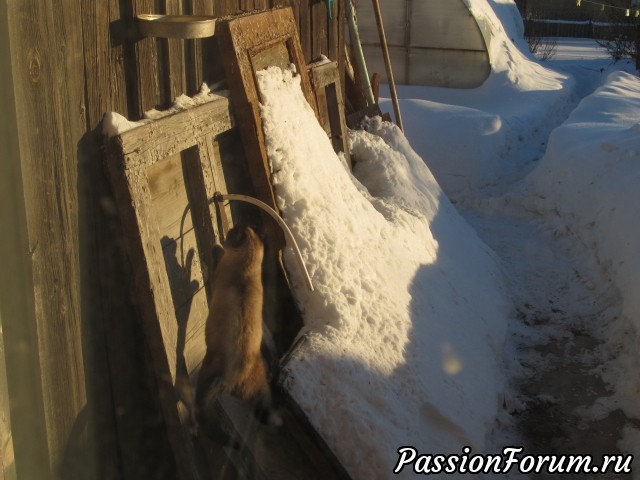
195 224 281 441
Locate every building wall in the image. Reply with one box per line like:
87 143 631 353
0 1 343 479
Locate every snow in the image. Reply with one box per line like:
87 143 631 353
254 0 640 478
381 0 575 200
102 83 227 137
524 70 640 419
257 66 510 478
99 0 640 476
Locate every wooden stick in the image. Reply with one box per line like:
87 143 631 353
371 0 403 131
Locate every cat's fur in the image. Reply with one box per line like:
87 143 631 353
195 224 280 438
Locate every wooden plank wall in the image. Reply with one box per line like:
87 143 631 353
1 0 344 479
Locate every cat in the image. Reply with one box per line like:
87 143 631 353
195 223 281 443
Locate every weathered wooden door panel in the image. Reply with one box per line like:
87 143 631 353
308 59 350 165
217 7 318 215
105 96 235 480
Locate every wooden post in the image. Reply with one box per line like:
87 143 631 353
371 0 403 130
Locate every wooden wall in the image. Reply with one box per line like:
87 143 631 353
0 0 344 479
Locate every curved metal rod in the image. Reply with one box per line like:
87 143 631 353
214 192 314 292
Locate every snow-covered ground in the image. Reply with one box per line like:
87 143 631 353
255 0 640 478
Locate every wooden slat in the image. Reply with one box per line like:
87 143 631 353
251 41 292 71
80 0 181 477
107 152 198 480
298 0 311 61
315 85 331 135
335 0 346 112
161 0 187 105
181 288 209 372
311 0 327 60
325 81 350 165
185 0 214 95
197 135 232 242
148 153 194 242
309 61 350 163
161 231 204 310
0 2 51 477
131 0 161 116
113 96 234 168
182 146 220 297
0 0 99 478
215 0 239 16
309 58 339 89
327 0 339 61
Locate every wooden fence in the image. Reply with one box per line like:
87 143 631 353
524 17 638 39
0 1 345 478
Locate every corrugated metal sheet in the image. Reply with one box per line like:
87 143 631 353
355 0 491 88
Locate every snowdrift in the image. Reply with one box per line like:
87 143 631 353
381 0 574 201
526 71 640 422
257 65 511 478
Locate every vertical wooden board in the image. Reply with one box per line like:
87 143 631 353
2 0 97 477
80 0 168 476
205 130 263 229
182 146 220 296
336 0 346 102
251 41 292 70
82 1 128 125
327 0 339 60
326 82 350 164
0 312 16 480
107 157 197 480
117 164 179 386
314 86 331 135
147 152 212 373
0 3 50 478
130 0 162 116
197 135 233 240
160 232 204 310
160 0 187 105
184 0 214 94
311 0 327 60
214 0 233 16
148 153 195 243
308 60 349 162
299 0 312 61
182 288 209 373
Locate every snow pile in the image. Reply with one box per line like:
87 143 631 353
102 83 227 137
370 0 640 467
525 70 640 419
257 65 511 478
381 0 574 201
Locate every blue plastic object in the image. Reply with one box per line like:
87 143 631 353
325 0 334 19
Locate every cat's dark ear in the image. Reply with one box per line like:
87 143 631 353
225 222 248 248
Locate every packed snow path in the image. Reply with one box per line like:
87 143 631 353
387 18 640 470
463 200 633 478
447 60 640 478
